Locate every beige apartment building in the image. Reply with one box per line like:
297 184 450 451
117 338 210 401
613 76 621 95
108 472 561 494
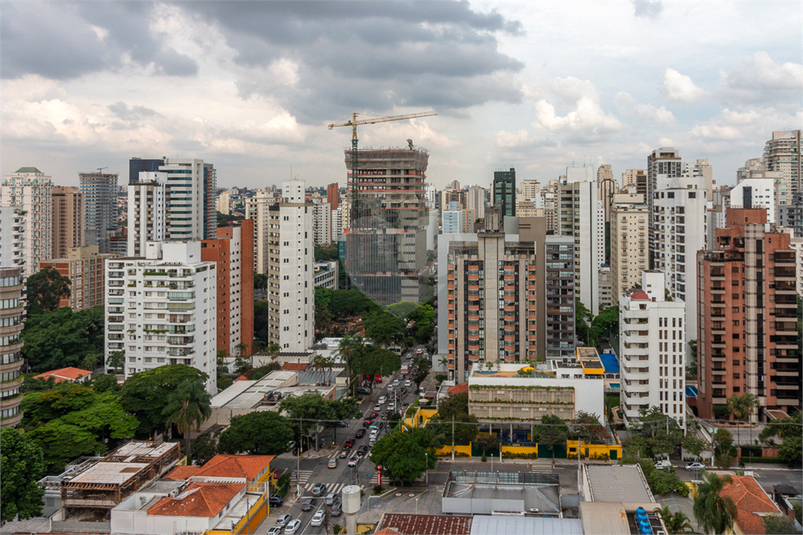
52 186 84 259
610 194 648 302
39 246 116 310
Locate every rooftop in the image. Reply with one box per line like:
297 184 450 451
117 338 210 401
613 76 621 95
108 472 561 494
448 383 469 395
69 462 150 486
107 441 179 460
378 513 472 535
576 347 604 374
585 464 654 503
194 454 273 481
33 367 90 383
721 475 781 535
148 482 244 517
470 516 583 535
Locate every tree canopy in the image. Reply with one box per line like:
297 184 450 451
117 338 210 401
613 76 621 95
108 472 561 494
1 428 46 521
370 428 437 484
25 265 71 316
759 411 802 466
428 392 477 445
162 379 212 460
693 473 738 535
120 365 208 437
573 411 610 444
22 305 105 372
536 414 569 458
278 393 361 430
628 406 683 459
363 309 405 347
218 411 294 456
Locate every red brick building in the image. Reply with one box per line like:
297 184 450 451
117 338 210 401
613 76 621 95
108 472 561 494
201 219 254 357
696 208 800 421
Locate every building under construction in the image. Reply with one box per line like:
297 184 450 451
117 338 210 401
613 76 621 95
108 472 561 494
344 146 429 304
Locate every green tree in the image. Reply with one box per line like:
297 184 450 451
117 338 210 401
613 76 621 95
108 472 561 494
218 411 294 455
59 391 139 443
1 428 46 521
254 273 268 291
369 428 437 484
428 392 478 445
363 310 405 347
353 346 401 380
192 431 220 466
28 420 104 474
475 435 499 456
254 301 270 343
120 365 208 437
713 428 736 469
573 411 610 444
591 305 619 341
162 379 213 460
107 350 125 373
728 393 759 422
22 306 106 372
658 506 691 535
329 289 375 319
537 414 569 459
681 436 708 458
314 244 339 262
25 265 71 316
575 300 597 347
763 514 797 534
629 406 683 459
647 467 690 497
693 473 738 535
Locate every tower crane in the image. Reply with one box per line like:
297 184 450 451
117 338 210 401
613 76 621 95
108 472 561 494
328 111 436 214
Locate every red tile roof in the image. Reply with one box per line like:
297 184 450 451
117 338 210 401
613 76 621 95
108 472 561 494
378 514 472 535
630 291 649 301
448 383 469 395
33 367 90 383
720 475 780 535
375 529 402 535
195 454 273 482
282 362 308 370
234 374 250 381
148 482 244 517
163 465 201 481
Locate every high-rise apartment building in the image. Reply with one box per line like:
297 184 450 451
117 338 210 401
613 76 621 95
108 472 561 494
201 220 254 358
492 168 516 217
444 223 538 383
543 235 576 361
52 186 84 259
80 171 118 254
598 266 612 310
331 208 343 243
267 180 314 351
0 207 26 271
560 166 604 315
466 185 486 221
327 183 339 211
647 148 682 245
244 190 274 273
696 208 800 421
597 164 618 223
779 192 803 238
763 130 801 196
313 201 332 246
127 173 167 257
622 169 648 198
1 167 53 276
0 267 24 427
216 190 230 215
39 246 116 310
610 195 648 302
105 241 217 394
345 147 429 304
653 174 707 343
620 270 686 429
729 175 780 224
683 159 714 202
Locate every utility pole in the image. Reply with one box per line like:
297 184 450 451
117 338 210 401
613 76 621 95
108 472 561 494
425 452 429 485
451 414 455 462
297 418 302 500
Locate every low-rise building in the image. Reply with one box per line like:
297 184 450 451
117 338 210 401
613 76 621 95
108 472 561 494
314 261 339 290
33 367 91 384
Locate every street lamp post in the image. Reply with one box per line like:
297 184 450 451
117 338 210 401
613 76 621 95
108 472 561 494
425 452 428 485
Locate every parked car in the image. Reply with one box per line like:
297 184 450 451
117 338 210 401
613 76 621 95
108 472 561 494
337 420 349 428
355 429 366 438
276 514 292 528
330 500 342 517
284 519 302 534
375 376 382 383
654 459 672 470
268 527 283 535
685 462 705 471
301 498 317 511
356 386 371 395
310 510 325 527
269 494 283 507
312 483 327 496
328 458 338 469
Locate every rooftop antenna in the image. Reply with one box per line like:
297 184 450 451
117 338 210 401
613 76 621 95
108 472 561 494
97 167 107 173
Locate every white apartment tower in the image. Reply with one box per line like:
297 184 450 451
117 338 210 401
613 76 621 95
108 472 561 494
560 165 604 315
764 130 801 195
466 185 487 221
647 148 682 242
244 190 274 273
331 208 343 242
313 201 332 246
620 270 686 429
105 241 217 394
216 191 230 215
653 174 707 344
268 179 314 351
610 194 648 302
0 207 26 269
1 167 52 276
127 172 167 257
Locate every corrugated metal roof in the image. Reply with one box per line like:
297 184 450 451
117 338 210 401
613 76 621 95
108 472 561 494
470 516 583 535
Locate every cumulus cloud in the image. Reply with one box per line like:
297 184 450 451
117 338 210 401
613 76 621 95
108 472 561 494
614 92 676 126
718 52 803 105
632 0 664 19
529 77 622 142
661 69 710 104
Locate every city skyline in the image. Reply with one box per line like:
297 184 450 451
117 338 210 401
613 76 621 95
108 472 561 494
1 1 801 190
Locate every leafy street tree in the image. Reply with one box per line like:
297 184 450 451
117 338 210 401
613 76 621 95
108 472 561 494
474 435 499 457
573 411 610 444
575 300 597 347
681 436 708 459
370 428 438 484
408 304 435 344
728 393 759 422
191 431 220 466
120 365 208 437
28 420 104 474
591 305 619 341
353 346 402 380
22 305 106 372
537 414 570 459
693 473 738 535
713 428 736 469
218 411 294 455
363 309 405 347
763 514 797 535
107 350 125 373
1 428 46 521
25 265 71 316
162 379 213 460
629 406 683 459
278 393 361 444
758 411 802 466
428 392 478 445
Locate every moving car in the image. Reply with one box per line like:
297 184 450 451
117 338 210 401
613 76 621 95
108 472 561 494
685 462 705 471
284 519 302 534
330 500 342 517
355 429 366 438
378 396 387 404
344 439 355 448
339 449 349 458
373 404 382 412
362 419 371 427
356 445 368 456
276 514 292 528
301 498 317 511
269 494 283 507
325 492 337 506
310 510 325 527
328 458 338 469
312 483 327 496
337 420 349 428
348 456 359 467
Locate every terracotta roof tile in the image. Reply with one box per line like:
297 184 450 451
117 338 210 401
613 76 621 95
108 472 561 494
720 475 780 535
195 454 273 481
234 374 250 381
630 291 650 301
375 529 402 535
378 514 472 535
148 482 244 517
163 465 201 481
448 383 469 395
33 367 90 383
282 362 308 370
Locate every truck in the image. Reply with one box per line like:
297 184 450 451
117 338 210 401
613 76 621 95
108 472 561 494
400 364 409 376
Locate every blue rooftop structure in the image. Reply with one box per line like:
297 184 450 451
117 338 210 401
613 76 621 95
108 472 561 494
599 353 620 374
686 385 698 398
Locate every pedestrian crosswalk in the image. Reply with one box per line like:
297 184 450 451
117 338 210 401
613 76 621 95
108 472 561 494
303 481 347 494
295 469 313 486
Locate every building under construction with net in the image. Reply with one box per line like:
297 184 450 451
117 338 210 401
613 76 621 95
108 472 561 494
344 146 429 305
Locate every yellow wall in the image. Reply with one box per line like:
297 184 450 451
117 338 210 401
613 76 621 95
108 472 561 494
566 440 621 460
435 444 471 456
501 444 538 456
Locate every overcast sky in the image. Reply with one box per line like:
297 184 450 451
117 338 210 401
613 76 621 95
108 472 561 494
2 0 801 191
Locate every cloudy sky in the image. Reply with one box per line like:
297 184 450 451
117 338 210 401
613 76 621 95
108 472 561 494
2 0 801 191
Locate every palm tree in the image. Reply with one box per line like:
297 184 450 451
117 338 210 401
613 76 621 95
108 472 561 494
438 356 449 372
658 506 691 535
337 335 364 395
693 472 738 535
163 379 213 461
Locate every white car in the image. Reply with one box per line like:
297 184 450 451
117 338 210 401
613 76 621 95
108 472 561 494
276 514 292 529
284 519 302 534
404 380 412 387
378 396 387 404
310 510 325 527
348 456 359 467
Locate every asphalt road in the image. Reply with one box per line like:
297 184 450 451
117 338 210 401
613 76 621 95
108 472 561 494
258 353 422 535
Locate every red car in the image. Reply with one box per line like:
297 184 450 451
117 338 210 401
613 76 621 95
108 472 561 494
375 376 382 383
344 439 355 449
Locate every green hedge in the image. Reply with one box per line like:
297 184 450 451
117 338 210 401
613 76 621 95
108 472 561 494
743 456 785 464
